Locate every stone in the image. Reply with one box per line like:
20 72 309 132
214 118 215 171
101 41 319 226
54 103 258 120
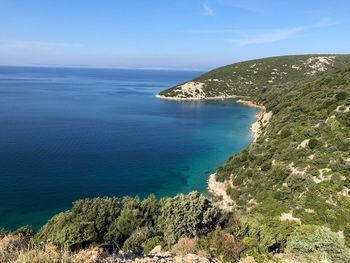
150 245 162 254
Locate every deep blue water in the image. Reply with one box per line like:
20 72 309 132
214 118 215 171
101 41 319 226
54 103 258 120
0 67 257 230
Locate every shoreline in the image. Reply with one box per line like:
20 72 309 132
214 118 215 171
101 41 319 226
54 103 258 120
156 94 245 101
157 93 270 209
156 93 268 143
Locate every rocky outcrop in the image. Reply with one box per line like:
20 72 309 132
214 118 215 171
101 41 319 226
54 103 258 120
73 247 218 263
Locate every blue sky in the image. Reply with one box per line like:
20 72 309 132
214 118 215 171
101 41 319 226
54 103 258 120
0 0 349 70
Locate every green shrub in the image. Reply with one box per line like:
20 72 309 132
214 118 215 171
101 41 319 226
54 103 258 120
285 173 313 192
12 225 35 239
286 225 350 262
123 227 151 253
199 227 245 262
36 197 124 248
142 236 163 254
260 161 272 172
156 192 222 246
308 138 319 149
335 91 348 101
35 193 221 251
281 129 292 138
344 225 350 246
234 216 298 253
107 208 142 245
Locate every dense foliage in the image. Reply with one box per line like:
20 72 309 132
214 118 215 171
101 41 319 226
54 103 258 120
160 54 350 261
286 225 350 261
35 192 222 251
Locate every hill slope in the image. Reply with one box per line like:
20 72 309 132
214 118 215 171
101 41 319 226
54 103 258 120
159 55 350 246
159 54 350 100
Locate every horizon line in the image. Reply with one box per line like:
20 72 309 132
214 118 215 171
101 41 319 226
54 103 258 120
0 63 208 72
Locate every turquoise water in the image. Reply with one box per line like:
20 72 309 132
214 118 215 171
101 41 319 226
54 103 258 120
0 67 257 230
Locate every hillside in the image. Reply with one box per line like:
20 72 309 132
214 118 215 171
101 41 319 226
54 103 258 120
158 54 350 261
159 54 350 100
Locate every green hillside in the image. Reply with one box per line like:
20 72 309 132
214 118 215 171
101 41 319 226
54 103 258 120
159 54 350 100
159 54 350 261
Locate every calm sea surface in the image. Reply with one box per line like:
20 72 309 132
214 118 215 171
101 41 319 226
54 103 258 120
0 67 257 230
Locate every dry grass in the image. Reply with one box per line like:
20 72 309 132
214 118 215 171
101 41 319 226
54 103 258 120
0 234 28 262
0 234 72 263
170 238 198 256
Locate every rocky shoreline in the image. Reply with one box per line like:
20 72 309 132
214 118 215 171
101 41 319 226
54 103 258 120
155 94 242 101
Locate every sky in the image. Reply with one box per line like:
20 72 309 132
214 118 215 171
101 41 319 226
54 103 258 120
0 0 350 70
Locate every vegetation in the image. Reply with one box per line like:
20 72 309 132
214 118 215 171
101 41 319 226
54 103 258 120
33 192 221 252
159 54 350 261
2 54 350 262
0 192 273 262
159 54 350 99
286 225 350 262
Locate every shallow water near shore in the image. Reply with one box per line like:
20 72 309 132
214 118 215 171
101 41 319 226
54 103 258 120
0 67 257 230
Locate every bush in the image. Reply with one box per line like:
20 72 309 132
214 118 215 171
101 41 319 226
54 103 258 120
171 237 198 256
308 138 319 149
0 234 28 262
335 91 348 101
233 216 298 254
12 225 35 239
35 193 220 252
123 227 151 253
260 161 272 172
36 197 125 248
156 192 222 246
281 129 292 138
286 225 350 262
36 212 98 249
142 236 163 254
36 196 159 249
0 228 8 238
199 227 245 262
70 197 124 241
107 208 142 245
286 173 313 192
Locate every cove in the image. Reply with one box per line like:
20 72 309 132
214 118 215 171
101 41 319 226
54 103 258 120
0 67 257 230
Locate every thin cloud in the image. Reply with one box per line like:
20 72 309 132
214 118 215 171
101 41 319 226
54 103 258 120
231 27 304 46
202 4 215 16
230 20 337 46
0 39 83 51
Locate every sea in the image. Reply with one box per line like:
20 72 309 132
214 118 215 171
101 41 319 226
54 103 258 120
0 66 257 230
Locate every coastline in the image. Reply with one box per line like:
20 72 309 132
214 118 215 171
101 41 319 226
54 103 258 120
236 99 268 142
206 99 269 209
157 93 270 209
156 94 244 101
156 94 268 143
